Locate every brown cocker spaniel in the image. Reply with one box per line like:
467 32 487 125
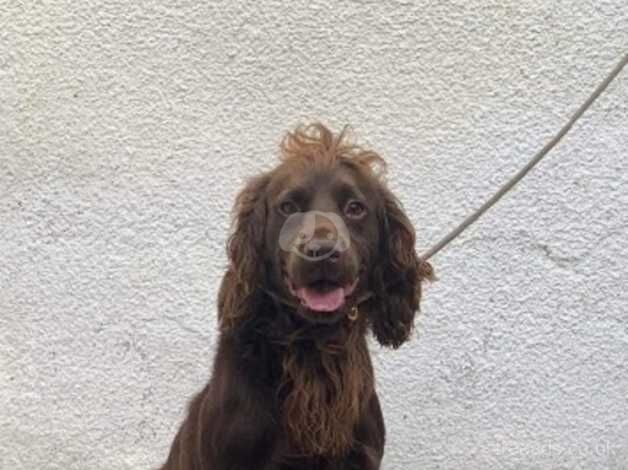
159 123 433 470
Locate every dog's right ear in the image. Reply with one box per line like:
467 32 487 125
218 173 271 331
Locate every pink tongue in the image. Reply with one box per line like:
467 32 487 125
296 287 346 312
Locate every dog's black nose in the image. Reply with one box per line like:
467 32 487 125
302 238 341 261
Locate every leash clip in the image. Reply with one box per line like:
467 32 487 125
348 305 359 322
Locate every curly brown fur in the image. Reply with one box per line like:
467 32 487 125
279 318 372 457
159 123 433 470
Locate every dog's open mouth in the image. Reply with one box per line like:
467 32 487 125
286 277 358 313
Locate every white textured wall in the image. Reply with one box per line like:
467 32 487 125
1 1 627 469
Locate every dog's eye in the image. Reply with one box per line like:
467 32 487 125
344 200 367 219
279 201 299 216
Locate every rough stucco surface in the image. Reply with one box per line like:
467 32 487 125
1 1 627 469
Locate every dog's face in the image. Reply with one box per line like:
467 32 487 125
265 161 381 323
219 124 433 347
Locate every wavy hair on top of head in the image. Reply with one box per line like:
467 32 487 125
280 123 387 176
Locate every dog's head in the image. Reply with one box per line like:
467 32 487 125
218 123 433 347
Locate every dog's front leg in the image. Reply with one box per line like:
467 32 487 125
347 392 386 470
161 381 278 470
159 339 280 470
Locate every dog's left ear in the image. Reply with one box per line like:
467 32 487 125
370 187 434 348
218 173 271 331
